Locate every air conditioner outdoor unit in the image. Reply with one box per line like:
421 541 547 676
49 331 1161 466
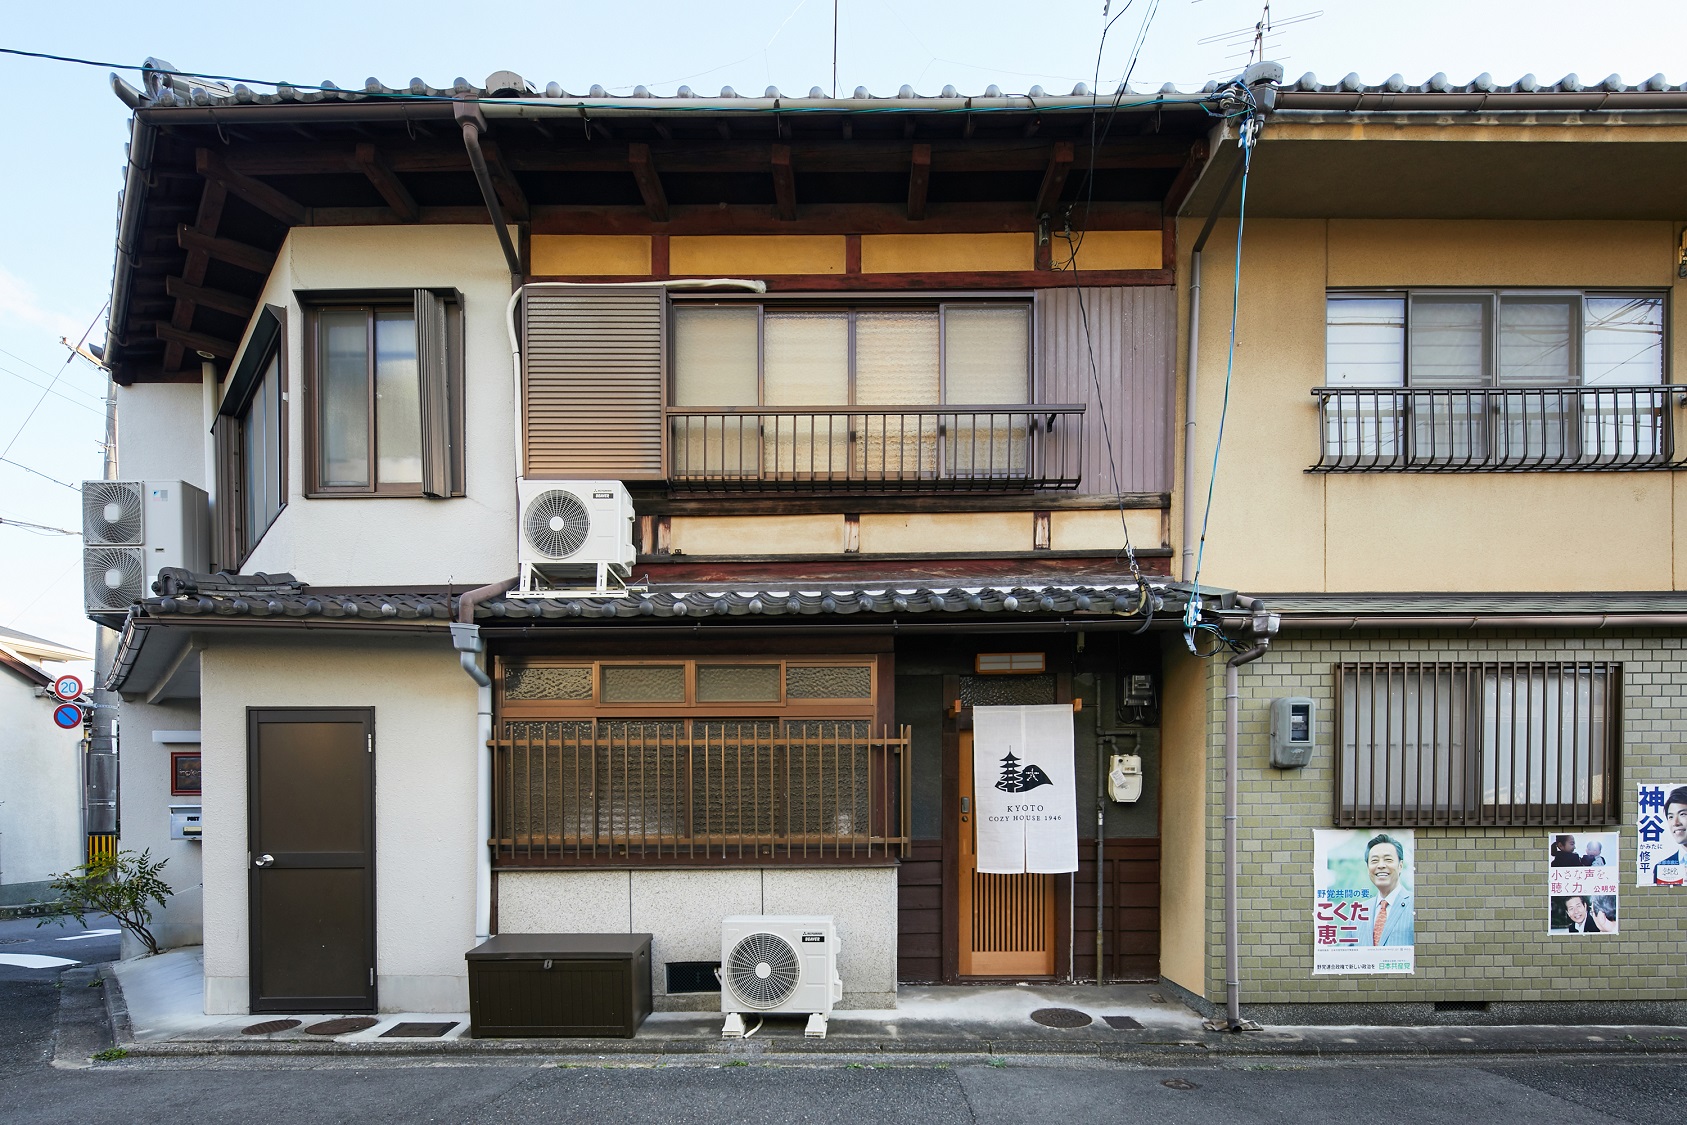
719 915 843 1039
82 480 209 615
514 479 636 597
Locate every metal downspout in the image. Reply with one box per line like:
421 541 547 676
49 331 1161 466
1222 640 1268 1030
454 102 522 283
451 577 519 943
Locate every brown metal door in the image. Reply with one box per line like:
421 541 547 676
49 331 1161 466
248 709 376 1013
957 732 1056 977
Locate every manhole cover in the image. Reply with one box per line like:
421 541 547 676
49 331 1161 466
0 938 28 946
381 1022 458 1038
241 1019 301 1035
303 1017 378 1036
1102 1015 1143 1030
1030 1007 1093 1028
1162 1078 1200 1091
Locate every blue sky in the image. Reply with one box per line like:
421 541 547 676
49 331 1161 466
1 0 1682 650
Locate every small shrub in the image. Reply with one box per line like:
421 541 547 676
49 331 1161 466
91 1047 129 1062
38 850 172 956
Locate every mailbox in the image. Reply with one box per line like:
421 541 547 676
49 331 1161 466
169 804 203 841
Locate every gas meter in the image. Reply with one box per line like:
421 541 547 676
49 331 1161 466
1107 753 1143 803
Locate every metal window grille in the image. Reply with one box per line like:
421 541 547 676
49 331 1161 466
1334 662 1620 827
492 720 912 865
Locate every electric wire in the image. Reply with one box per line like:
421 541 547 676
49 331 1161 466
0 515 79 536
0 300 106 464
0 457 84 493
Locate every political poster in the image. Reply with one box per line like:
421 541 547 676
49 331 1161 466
1312 829 1415 975
1636 782 1687 887
972 704 1078 874
1547 831 1619 934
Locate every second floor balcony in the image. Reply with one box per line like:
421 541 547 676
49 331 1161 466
665 405 1086 492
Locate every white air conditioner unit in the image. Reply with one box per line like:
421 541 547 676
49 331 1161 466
83 480 209 615
514 479 636 597
720 915 843 1039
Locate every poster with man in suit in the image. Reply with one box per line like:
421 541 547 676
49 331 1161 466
1312 829 1415 974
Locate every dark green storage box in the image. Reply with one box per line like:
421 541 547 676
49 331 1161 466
466 933 653 1038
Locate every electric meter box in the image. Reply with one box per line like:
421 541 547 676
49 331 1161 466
1268 697 1316 769
169 804 203 842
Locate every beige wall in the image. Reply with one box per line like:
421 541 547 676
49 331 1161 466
0 670 83 897
1176 217 1687 594
199 634 477 1014
1155 638 1207 996
116 382 208 489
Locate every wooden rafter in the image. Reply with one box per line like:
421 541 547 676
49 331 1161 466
907 144 931 221
161 181 228 372
154 323 239 360
627 143 669 223
196 148 309 226
164 277 256 319
771 144 797 221
478 139 530 222
1034 141 1075 217
176 226 278 276
353 143 420 222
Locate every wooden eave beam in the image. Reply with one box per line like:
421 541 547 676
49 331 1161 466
353 143 420 222
164 277 257 319
627 143 669 223
196 148 309 226
177 225 278 276
161 180 228 373
154 323 239 360
478 139 530 222
907 143 931 221
771 144 796 221
1034 141 1074 217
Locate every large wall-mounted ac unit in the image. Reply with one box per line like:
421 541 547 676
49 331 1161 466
514 479 635 596
83 480 209 615
720 915 843 1039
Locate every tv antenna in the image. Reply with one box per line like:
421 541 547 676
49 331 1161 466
1196 1 1322 77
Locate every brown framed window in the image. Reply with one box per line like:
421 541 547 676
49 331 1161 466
214 305 287 569
1335 661 1620 828
492 656 908 865
303 289 464 497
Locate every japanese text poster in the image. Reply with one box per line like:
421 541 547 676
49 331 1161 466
1636 783 1687 886
1547 831 1619 934
1313 829 1414 975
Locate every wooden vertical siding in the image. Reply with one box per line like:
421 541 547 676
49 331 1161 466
1036 286 1175 496
896 840 944 982
522 288 667 479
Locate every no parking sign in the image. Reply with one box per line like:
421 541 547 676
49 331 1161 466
52 702 84 730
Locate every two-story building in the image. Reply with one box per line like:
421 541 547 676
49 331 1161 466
90 58 1687 1026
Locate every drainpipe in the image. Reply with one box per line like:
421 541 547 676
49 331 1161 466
451 576 518 944
454 101 522 284
201 358 218 515
1219 598 1278 1031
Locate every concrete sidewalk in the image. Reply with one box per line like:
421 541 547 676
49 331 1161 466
102 948 1687 1065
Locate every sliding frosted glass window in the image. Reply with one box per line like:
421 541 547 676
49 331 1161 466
945 305 1030 476
318 310 371 487
855 310 940 476
242 350 284 553
1325 296 1405 386
1495 296 1577 461
1409 296 1490 463
763 311 849 478
671 307 759 476
374 310 422 484
1583 296 1664 386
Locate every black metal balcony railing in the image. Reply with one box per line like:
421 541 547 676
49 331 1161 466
666 405 1086 492
1311 386 1687 473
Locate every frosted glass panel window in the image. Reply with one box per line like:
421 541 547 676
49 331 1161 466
1409 296 1490 386
319 310 370 487
1499 296 1576 387
672 307 758 406
764 312 849 477
856 311 939 475
1584 296 1665 386
374 310 422 484
505 665 594 700
601 664 686 703
944 306 1029 403
696 664 781 703
241 349 284 553
786 665 872 699
1325 296 1405 386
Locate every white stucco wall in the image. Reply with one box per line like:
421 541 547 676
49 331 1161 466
198 633 477 1014
115 381 209 489
0 670 82 902
234 225 518 587
108 698 204 954
498 866 900 1011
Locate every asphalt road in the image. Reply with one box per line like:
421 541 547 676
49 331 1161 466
2 932 1684 1125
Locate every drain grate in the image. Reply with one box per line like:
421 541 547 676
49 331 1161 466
241 1019 301 1035
381 1022 458 1038
1030 1007 1093 1028
303 1017 378 1036
1102 1015 1143 1030
1162 1078 1200 1091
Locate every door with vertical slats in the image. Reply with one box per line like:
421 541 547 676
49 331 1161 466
958 732 1056 976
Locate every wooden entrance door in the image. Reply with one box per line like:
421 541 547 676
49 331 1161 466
958 732 1057 977
248 709 376 1013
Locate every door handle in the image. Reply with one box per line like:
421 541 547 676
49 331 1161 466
254 854 275 868
960 797 970 814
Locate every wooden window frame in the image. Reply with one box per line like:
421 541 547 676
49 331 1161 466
301 289 465 499
497 656 879 721
214 305 288 571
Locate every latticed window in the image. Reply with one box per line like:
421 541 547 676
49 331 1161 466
1335 662 1620 827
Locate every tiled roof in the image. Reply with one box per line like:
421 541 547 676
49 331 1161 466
1283 70 1681 95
